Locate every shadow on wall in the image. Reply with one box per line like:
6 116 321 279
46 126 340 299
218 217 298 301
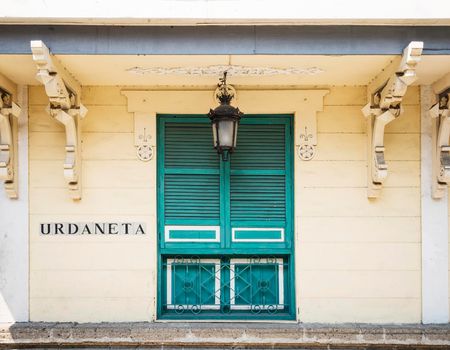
0 209 28 323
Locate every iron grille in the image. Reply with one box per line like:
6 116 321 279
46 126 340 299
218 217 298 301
161 256 292 318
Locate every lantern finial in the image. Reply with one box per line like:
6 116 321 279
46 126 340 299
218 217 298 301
216 71 235 105
208 72 243 161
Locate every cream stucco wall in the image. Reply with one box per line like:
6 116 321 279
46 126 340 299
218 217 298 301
28 85 421 323
297 86 421 323
446 98 450 320
29 86 156 321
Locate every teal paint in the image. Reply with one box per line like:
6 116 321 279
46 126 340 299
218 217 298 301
168 230 217 240
233 229 283 241
233 261 281 307
223 155 231 249
169 261 219 307
160 248 292 255
157 114 295 319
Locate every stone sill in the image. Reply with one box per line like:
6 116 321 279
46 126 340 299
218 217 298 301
0 322 449 349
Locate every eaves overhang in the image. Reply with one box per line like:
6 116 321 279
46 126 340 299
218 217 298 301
0 25 449 55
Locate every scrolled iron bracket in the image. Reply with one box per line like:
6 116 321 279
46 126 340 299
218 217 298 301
362 41 423 198
31 40 88 200
0 89 21 198
429 88 450 199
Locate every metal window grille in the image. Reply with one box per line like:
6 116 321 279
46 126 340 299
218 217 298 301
162 256 292 318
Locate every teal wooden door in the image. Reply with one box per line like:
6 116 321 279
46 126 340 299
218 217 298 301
157 115 295 319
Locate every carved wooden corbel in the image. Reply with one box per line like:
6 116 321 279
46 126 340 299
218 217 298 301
31 40 87 200
429 72 450 199
362 41 423 198
0 87 21 198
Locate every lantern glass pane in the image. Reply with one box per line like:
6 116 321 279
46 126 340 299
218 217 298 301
212 123 218 147
233 122 238 148
217 119 235 148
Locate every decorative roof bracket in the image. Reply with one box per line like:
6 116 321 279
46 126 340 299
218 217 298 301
31 40 87 200
429 73 450 199
0 84 21 199
362 41 423 198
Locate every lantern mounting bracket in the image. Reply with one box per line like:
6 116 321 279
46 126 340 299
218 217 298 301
362 41 423 198
0 87 21 199
31 40 88 200
429 72 450 199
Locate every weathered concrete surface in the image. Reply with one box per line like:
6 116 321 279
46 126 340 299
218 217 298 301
0 322 449 349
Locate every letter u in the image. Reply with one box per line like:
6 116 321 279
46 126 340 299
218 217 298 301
40 223 51 235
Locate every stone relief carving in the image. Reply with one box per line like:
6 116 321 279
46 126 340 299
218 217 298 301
127 65 324 76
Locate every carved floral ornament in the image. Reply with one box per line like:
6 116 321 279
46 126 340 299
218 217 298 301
297 126 315 161
126 65 325 76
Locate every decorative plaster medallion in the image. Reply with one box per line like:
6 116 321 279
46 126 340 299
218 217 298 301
127 65 324 76
297 144 315 161
137 144 154 162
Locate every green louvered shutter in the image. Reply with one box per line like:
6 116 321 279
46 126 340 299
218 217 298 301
158 115 294 319
160 120 221 247
230 120 291 248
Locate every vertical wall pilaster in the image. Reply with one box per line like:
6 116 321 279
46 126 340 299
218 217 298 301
0 85 29 322
420 85 449 324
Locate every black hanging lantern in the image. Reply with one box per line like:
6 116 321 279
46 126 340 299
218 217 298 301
208 72 243 161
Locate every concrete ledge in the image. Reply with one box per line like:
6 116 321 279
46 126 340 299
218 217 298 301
0 322 449 349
